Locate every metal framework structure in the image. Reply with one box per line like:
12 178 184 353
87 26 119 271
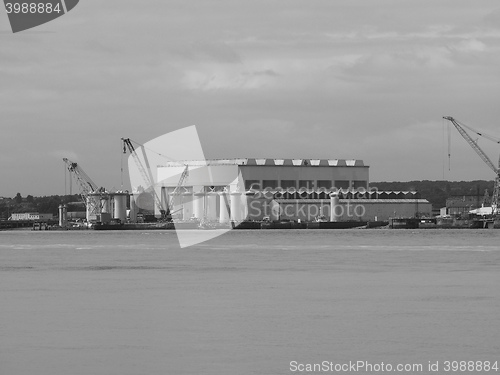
443 117 500 214
122 138 188 220
63 158 103 217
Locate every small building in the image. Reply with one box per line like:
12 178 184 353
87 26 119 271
9 212 54 221
66 211 86 220
443 195 482 216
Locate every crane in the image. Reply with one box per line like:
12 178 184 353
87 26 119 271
63 158 104 219
122 138 188 221
122 138 164 218
443 117 500 215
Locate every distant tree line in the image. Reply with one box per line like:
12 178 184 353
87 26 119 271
0 194 83 219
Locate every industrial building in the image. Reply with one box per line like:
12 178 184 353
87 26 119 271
9 212 53 221
84 192 128 223
139 158 431 223
440 195 484 217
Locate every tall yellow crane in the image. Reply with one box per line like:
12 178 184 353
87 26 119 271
443 117 500 215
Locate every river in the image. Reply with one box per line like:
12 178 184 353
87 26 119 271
1 229 499 374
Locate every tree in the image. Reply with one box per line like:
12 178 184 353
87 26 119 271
26 195 34 203
14 193 22 204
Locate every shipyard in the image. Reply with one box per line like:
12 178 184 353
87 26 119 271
2 116 499 231
2 155 434 230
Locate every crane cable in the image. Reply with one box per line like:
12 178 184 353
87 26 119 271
456 119 500 144
125 138 180 164
64 162 67 196
442 117 452 172
446 117 500 174
448 120 451 171
120 139 124 190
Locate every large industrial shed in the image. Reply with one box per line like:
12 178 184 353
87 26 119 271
147 158 430 222
237 158 369 190
157 158 369 191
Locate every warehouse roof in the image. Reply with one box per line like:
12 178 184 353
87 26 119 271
159 158 366 167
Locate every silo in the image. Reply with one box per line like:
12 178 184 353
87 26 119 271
101 194 110 214
58 204 67 227
113 193 127 222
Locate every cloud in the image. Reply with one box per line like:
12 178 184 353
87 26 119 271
483 7 500 28
170 41 242 64
449 38 486 53
182 63 280 91
4 0 500 196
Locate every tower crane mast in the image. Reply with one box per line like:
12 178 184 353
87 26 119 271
443 117 500 214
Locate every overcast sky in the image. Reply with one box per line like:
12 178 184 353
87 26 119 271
2 0 500 197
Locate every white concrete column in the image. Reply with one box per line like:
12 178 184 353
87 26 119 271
160 187 169 216
242 193 250 220
193 193 205 219
206 193 218 221
129 194 137 223
219 193 230 223
182 192 192 220
230 193 242 221
270 199 280 221
330 194 341 222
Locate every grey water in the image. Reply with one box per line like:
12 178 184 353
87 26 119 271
1 229 499 375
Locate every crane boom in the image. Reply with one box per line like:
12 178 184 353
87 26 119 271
167 164 189 220
443 116 500 214
122 138 165 218
63 158 99 194
443 117 498 174
172 165 189 196
63 158 103 218
122 138 189 220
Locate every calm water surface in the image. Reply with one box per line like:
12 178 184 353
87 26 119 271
0 229 499 375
